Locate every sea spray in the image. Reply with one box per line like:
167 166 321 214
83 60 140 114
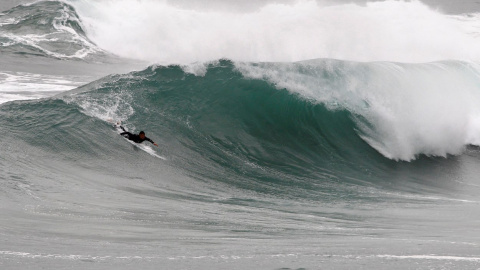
71 0 480 63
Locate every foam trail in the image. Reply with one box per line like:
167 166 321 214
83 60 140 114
70 0 480 63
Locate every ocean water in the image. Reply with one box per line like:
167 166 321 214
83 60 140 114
1 1 480 269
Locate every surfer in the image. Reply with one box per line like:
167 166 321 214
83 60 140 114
118 125 158 147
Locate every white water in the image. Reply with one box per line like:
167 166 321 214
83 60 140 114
70 0 480 64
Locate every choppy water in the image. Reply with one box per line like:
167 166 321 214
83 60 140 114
1 1 480 269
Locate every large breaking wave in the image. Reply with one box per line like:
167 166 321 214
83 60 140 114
60 59 480 162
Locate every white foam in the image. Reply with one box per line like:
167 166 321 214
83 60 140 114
3 250 479 262
0 17 18 26
0 72 85 104
377 254 480 262
70 0 480 64
65 87 135 122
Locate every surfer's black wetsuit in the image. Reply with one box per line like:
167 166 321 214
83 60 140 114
119 126 155 144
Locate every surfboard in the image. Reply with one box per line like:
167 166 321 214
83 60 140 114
111 120 166 160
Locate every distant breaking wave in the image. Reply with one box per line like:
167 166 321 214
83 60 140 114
3 0 480 64
70 0 480 63
0 1 103 59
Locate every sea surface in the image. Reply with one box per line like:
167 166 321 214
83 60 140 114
1 1 480 269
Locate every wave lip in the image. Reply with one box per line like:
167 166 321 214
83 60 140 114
0 0 103 59
236 59 480 161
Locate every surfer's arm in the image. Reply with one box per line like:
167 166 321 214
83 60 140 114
145 137 158 146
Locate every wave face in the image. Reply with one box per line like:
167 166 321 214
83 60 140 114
70 0 480 63
0 1 102 59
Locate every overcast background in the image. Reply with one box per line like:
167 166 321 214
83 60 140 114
1 0 480 14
